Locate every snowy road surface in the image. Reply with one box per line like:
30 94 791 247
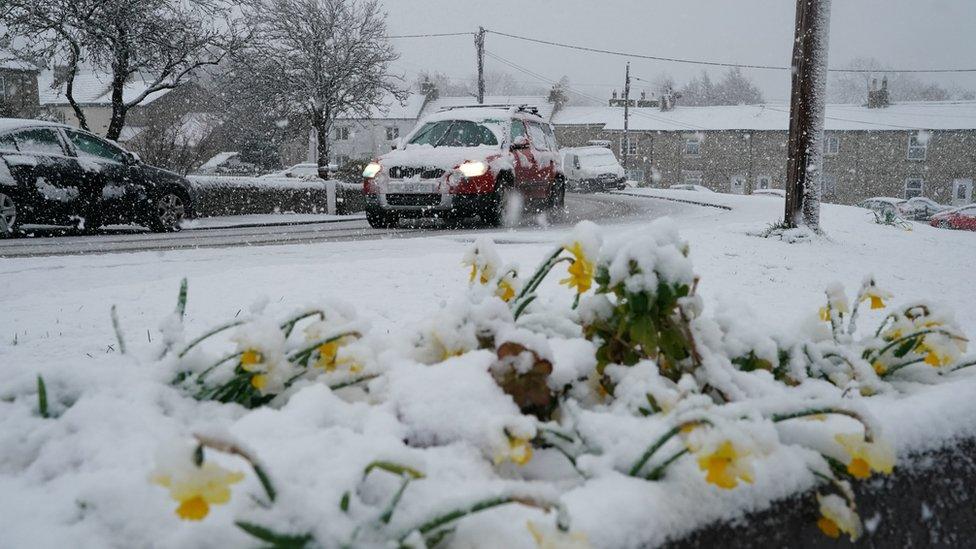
0 193 689 258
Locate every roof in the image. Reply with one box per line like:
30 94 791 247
359 92 428 120
422 95 553 121
0 57 38 72
552 101 976 132
37 70 171 106
199 152 240 170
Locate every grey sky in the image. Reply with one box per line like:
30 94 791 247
380 0 976 102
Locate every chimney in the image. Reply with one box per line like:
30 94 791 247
867 75 890 108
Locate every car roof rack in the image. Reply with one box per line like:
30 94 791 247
438 104 541 116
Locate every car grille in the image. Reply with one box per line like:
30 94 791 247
386 193 442 207
388 166 445 180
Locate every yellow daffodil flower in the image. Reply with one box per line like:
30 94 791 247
250 374 267 390
497 278 516 302
314 340 341 371
494 435 533 466
526 520 590 548
818 306 831 322
240 349 263 370
835 433 894 479
696 440 753 489
560 242 594 294
152 462 244 521
816 493 862 541
872 360 887 375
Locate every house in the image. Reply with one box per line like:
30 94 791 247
0 57 40 118
37 70 171 141
297 93 554 168
552 98 976 206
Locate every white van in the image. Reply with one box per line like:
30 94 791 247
560 146 626 193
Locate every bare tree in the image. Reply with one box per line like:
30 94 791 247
828 57 964 104
2 0 246 140
235 0 404 177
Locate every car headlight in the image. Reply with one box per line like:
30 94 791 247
362 162 382 178
457 161 488 178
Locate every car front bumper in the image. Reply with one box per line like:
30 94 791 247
366 192 495 218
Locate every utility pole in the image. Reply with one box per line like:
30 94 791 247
475 27 486 104
784 0 832 231
622 62 631 174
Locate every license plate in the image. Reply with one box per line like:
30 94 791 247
391 181 436 193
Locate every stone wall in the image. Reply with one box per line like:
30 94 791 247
555 124 976 206
666 438 976 548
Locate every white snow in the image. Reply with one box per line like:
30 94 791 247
1 192 974 548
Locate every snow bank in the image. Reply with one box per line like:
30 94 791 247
2 198 975 548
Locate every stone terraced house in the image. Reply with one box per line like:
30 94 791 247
552 101 976 206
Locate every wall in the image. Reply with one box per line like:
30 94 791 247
555 123 976 205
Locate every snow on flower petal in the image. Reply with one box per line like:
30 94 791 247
150 440 244 521
817 493 862 541
835 432 894 479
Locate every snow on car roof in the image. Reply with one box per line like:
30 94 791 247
862 196 907 204
0 118 70 134
422 95 553 120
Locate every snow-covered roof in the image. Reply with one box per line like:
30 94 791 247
199 151 240 170
422 95 553 121
0 118 69 134
553 101 976 132
340 92 428 120
37 70 171 106
0 57 38 72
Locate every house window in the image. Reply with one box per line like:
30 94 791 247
757 175 772 190
335 126 351 141
620 136 637 156
821 174 837 196
0 75 6 100
386 126 399 141
684 136 701 156
682 170 703 185
904 177 924 199
824 135 839 156
907 133 927 161
626 168 644 183
333 155 349 167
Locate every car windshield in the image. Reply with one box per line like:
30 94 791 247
578 150 619 168
408 120 499 147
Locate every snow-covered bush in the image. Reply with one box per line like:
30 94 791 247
24 220 975 548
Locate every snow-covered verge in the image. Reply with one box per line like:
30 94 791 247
1 197 975 548
188 175 365 217
180 212 364 230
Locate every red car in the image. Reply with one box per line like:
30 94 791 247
362 105 565 228
929 204 976 231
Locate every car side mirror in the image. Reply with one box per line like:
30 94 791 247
126 152 141 165
510 136 529 150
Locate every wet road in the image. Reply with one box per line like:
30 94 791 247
0 193 693 258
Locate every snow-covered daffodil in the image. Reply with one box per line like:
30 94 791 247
497 278 516 302
835 432 894 479
239 349 268 390
860 286 890 310
462 237 502 286
816 493 862 541
695 440 753 489
526 520 590 548
494 435 533 466
151 450 244 521
560 242 595 294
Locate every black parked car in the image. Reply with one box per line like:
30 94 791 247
0 118 193 236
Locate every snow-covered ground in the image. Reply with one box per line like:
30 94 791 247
1 192 974 548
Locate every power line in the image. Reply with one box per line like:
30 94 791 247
388 32 474 39
483 28 976 74
484 50 707 130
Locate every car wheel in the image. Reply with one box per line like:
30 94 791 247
366 208 399 229
938 219 952 229
483 173 516 227
547 177 566 221
0 191 17 237
148 190 187 232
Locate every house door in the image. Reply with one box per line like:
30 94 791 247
952 179 973 205
730 175 746 194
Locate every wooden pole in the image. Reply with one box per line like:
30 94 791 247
784 0 832 230
476 27 486 104
623 62 631 173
